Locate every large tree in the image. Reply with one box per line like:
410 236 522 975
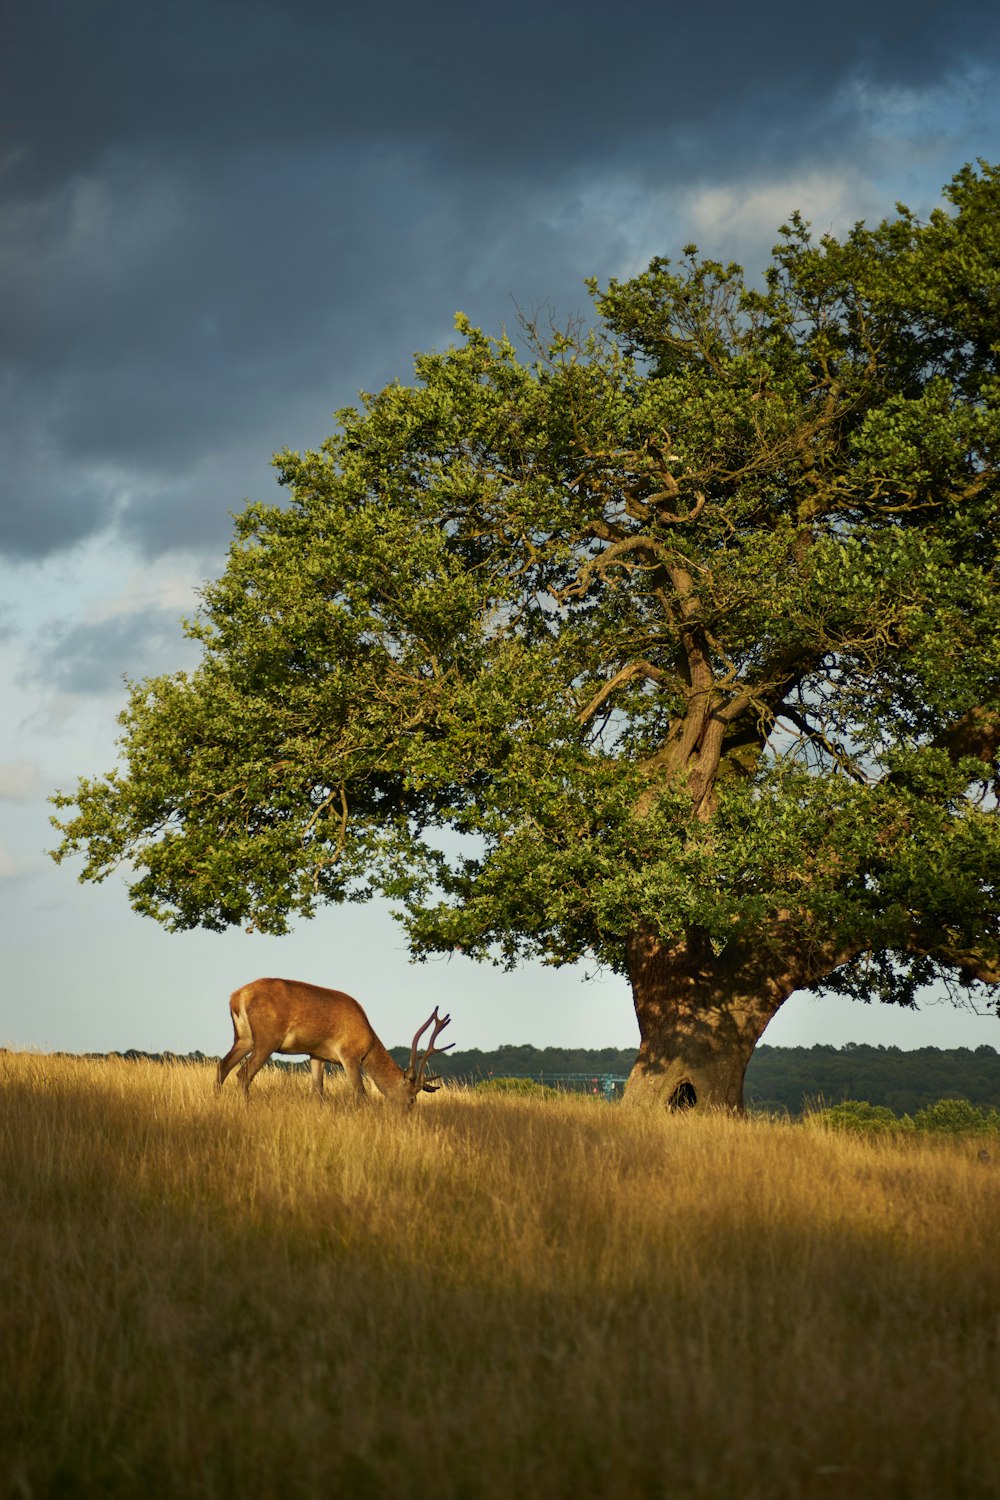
53 164 1000 1109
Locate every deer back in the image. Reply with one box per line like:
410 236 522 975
234 977 378 1062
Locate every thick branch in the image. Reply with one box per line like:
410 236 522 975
577 660 668 725
932 706 1000 768
906 937 1000 986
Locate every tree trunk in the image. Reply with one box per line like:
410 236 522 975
622 927 794 1112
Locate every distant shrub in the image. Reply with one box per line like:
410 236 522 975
807 1096 1000 1136
809 1100 915 1134
475 1076 560 1099
912 1099 1000 1134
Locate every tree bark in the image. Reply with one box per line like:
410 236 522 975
622 927 797 1112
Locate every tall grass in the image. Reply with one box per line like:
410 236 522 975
3 1051 1000 1499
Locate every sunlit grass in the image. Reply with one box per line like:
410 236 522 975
3 1051 1000 1498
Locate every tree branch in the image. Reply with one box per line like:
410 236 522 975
577 660 668 725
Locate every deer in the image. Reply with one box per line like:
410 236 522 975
215 977 453 1107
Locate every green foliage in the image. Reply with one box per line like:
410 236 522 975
809 1099 915 1134
912 1098 1000 1134
810 1094 1000 1135
50 165 1000 1017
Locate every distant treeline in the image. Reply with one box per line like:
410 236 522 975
385 1042 637 1083
40 1041 1000 1116
390 1041 1000 1114
744 1043 1000 1116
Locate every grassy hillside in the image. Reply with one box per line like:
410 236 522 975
3 1053 1000 1498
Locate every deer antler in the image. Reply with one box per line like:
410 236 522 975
407 1008 454 1091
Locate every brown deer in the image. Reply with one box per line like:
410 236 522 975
215 977 452 1106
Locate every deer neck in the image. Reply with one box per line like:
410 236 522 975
363 1037 408 1099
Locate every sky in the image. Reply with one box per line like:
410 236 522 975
2 0 1000 1060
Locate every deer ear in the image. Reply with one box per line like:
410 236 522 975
420 1081 442 1094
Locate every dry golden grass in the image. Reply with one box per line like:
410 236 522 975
3 1051 1000 1499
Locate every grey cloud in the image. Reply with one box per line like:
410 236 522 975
0 403 121 557
24 606 200 696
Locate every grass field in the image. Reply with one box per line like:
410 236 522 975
3 1051 1000 1499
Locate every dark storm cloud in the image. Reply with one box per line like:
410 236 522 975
2 0 996 562
1 139 644 560
8 0 992 186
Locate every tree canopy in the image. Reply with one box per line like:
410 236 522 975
52 162 1000 1107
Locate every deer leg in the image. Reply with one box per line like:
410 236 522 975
341 1056 367 1106
216 1039 253 1093
237 1047 272 1098
309 1058 326 1098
